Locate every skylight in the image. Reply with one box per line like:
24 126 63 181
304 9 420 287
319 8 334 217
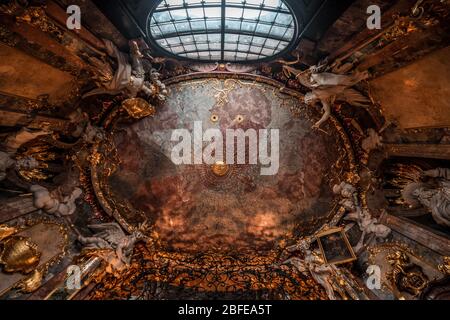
148 0 296 62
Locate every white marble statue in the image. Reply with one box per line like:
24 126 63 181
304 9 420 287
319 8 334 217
282 64 370 129
78 222 147 271
344 208 391 252
402 168 450 228
283 239 337 300
335 181 390 251
30 184 82 216
83 39 167 101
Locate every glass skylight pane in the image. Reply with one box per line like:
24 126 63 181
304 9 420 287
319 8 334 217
239 35 252 44
165 0 183 7
184 44 196 52
255 23 271 34
225 20 241 31
150 26 162 37
194 34 208 42
251 36 266 45
241 21 257 32
204 7 221 18
243 8 261 20
247 53 260 60
187 7 204 18
270 25 287 38
186 52 199 58
223 52 237 61
224 33 239 42
277 13 293 26
206 19 221 30
159 23 176 34
166 37 181 45
176 21 191 32
283 28 294 39
171 46 185 53
170 9 188 20
259 11 277 22
224 43 238 51
153 11 171 23
264 38 279 48
238 43 250 51
226 7 242 18
179 35 195 43
210 42 221 50
191 20 205 30
263 0 281 9
196 43 209 50
261 47 274 56
208 33 221 43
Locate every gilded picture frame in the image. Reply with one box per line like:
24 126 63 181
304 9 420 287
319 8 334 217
316 227 356 265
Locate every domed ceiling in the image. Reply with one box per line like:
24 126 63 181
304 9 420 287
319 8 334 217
93 76 353 254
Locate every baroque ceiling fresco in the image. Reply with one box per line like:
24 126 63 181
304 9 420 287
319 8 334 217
0 0 449 303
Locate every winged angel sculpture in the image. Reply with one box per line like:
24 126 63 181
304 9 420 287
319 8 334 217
78 222 148 273
281 61 370 129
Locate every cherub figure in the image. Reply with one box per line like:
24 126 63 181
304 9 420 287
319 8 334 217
30 184 82 217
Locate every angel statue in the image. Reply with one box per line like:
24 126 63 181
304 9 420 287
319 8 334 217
344 207 391 252
402 168 450 228
77 222 148 273
83 39 167 101
281 62 370 129
282 239 337 300
334 181 390 252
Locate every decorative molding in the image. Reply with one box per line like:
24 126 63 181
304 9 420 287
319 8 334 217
385 143 450 160
381 214 450 256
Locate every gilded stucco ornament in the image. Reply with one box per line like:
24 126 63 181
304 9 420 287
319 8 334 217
0 220 69 295
121 97 156 119
438 257 450 275
0 235 41 274
387 250 429 296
